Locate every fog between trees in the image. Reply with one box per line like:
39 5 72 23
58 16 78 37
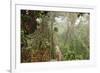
21 10 89 62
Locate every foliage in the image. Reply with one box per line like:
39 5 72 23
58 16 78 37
21 10 90 62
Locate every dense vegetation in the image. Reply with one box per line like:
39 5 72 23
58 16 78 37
21 10 90 63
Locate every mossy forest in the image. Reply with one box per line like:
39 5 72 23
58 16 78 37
21 10 90 63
